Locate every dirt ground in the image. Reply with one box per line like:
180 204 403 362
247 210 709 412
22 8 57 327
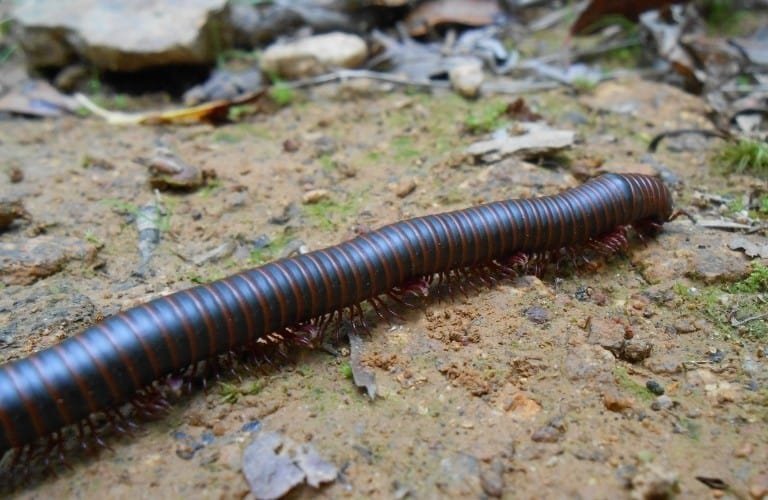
1 68 767 499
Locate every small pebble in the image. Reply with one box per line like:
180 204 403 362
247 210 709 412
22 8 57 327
708 349 725 363
651 395 674 411
8 165 24 183
621 340 652 363
749 472 768 499
212 420 228 437
525 306 549 325
251 234 271 250
646 380 665 395
673 319 698 334
480 459 504 498
302 189 330 204
241 420 262 433
733 442 753 458
531 417 566 443
449 61 484 98
603 390 634 412
574 286 591 302
313 136 337 156
390 177 417 198
282 139 300 152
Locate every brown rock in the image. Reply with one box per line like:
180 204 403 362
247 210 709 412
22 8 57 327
673 318 698 334
531 416 566 443
390 177 417 198
564 344 615 381
733 442 753 458
629 462 680 500
0 199 28 229
622 339 653 363
581 78 710 129
689 247 750 284
587 317 624 352
0 235 99 285
302 189 330 204
603 390 634 412
644 354 684 374
502 390 542 419
749 472 768 499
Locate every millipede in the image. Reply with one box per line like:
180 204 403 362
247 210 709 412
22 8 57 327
0 172 673 478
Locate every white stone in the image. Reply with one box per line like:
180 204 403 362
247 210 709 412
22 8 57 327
449 60 484 98
260 32 368 79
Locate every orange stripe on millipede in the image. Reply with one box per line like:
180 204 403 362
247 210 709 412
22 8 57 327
397 221 429 273
598 178 626 226
164 294 200 365
457 207 486 263
3 364 45 443
28 355 74 425
558 190 580 245
116 312 162 378
73 334 125 401
482 204 506 256
272 261 306 320
579 182 608 234
334 244 364 303
443 212 469 266
53 343 100 413
346 239 379 293
374 228 406 283
203 283 238 351
510 199 530 250
142 303 182 371
253 267 287 327
219 278 256 345
180 289 219 357
321 249 351 305
0 385 20 447
388 223 420 276
468 206 495 262
303 252 337 318
494 201 517 253
545 196 560 247
234 272 271 340
430 215 456 270
357 233 394 287
529 198 546 249
94 323 143 389
542 197 565 247
284 258 319 318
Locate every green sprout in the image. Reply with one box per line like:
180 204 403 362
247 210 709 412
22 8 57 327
716 139 768 178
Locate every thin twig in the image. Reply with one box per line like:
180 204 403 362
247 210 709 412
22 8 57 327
731 312 768 327
286 68 560 94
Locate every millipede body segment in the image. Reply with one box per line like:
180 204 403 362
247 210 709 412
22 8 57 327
0 173 673 460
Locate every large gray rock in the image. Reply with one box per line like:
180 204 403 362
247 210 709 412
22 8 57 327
13 0 233 71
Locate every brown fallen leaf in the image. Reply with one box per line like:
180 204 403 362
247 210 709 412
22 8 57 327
75 88 267 126
571 0 689 35
405 0 502 37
